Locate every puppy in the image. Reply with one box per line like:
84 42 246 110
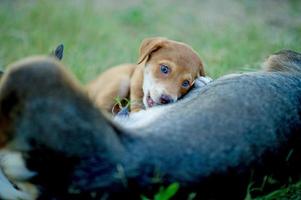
87 37 205 113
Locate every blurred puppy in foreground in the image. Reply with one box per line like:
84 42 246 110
87 37 206 113
0 50 301 199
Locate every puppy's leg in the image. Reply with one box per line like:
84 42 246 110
87 64 136 113
130 65 144 112
88 77 129 113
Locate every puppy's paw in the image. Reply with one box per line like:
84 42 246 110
131 108 142 112
130 102 143 113
194 76 213 88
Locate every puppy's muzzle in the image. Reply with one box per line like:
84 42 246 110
159 94 174 105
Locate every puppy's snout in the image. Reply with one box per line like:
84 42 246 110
159 94 173 104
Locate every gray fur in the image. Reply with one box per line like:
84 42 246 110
0 51 300 199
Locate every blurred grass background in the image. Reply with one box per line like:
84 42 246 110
0 0 301 199
0 0 300 83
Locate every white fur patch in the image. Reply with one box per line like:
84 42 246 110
142 65 178 107
114 105 167 130
0 150 36 181
0 150 37 200
142 66 155 108
0 168 34 200
195 76 213 87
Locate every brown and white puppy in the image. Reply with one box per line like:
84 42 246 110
87 37 205 113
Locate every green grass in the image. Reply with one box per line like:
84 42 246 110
0 0 301 199
248 181 301 200
141 183 180 200
1 0 300 82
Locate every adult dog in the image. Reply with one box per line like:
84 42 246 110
0 50 300 199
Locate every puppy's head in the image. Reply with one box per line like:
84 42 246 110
137 37 205 108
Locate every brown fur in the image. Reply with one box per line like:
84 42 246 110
263 49 301 73
87 64 136 112
86 37 205 113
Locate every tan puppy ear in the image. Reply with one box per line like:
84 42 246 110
137 37 166 64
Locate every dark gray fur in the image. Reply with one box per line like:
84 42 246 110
0 50 301 199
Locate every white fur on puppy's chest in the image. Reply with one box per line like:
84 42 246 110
142 66 155 108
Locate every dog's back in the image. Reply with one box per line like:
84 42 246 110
108 52 301 198
68 50 301 199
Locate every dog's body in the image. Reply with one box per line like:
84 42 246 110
87 37 205 113
0 51 301 199
87 63 136 113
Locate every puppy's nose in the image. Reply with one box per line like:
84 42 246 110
159 94 173 104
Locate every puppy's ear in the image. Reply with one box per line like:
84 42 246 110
137 37 167 64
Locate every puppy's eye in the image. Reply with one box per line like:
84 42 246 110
182 80 190 88
160 64 170 74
